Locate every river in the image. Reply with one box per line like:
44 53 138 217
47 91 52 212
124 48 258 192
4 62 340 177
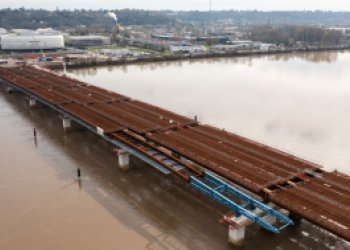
1 51 349 249
66 51 350 175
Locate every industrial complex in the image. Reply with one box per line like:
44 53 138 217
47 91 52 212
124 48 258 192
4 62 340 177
0 28 111 51
1 24 349 70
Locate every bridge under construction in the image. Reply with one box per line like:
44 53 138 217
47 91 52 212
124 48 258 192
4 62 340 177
0 66 349 246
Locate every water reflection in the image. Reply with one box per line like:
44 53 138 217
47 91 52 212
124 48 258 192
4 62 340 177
66 51 343 77
268 51 340 63
67 51 350 175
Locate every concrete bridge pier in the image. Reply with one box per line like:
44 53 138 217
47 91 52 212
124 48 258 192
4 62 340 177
261 203 277 226
228 216 246 247
29 98 37 107
62 117 72 131
264 215 277 226
117 150 130 171
6 85 14 94
289 213 301 224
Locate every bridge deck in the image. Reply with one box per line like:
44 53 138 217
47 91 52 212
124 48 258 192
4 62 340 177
0 66 349 241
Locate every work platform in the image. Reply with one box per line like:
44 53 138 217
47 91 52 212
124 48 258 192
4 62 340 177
0 66 349 244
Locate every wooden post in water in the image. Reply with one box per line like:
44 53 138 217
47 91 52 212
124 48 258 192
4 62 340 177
77 168 81 181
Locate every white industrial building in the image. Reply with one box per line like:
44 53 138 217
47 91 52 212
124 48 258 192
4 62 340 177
0 29 64 51
169 45 208 53
100 49 148 58
211 41 276 52
211 44 251 51
0 28 7 35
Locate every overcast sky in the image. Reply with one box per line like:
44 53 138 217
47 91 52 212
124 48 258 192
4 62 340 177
2 0 350 11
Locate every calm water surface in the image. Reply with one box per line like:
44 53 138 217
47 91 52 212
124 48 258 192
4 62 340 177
0 51 349 250
67 51 350 174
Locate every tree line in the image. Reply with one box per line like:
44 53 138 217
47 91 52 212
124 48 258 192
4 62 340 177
174 10 350 26
0 8 175 30
249 26 342 45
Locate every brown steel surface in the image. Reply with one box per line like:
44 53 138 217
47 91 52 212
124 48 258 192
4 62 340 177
110 102 186 130
25 68 130 102
77 85 129 102
195 125 321 172
309 176 350 202
110 131 200 180
19 75 98 104
147 130 272 192
179 127 296 179
84 102 164 134
50 85 96 104
323 172 350 191
269 182 350 241
59 103 123 133
0 69 36 88
128 100 194 126
4 77 37 89
30 87 71 105
305 180 350 207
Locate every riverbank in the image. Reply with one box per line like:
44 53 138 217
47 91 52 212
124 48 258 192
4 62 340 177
49 45 350 70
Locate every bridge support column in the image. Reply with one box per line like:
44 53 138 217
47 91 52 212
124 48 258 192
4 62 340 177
228 216 246 246
29 98 37 108
290 213 301 224
279 208 290 218
228 225 245 246
118 150 130 171
264 215 277 226
6 85 14 94
62 117 72 131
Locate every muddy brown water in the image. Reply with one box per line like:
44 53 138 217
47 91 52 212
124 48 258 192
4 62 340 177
1 51 350 249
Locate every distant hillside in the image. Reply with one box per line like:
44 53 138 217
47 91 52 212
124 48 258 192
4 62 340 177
0 9 175 29
173 10 350 26
1 9 350 30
